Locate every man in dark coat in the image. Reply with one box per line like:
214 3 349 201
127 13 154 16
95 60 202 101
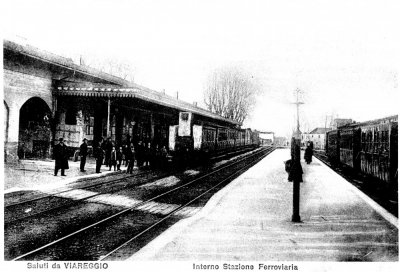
79 138 88 172
304 142 313 164
136 141 143 167
104 137 113 167
116 146 123 171
94 140 104 173
54 138 69 176
288 138 303 182
125 145 135 174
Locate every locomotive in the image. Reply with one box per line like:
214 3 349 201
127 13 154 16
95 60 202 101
325 115 398 189
168 112 260 164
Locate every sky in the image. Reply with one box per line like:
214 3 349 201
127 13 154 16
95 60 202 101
2 0 399 137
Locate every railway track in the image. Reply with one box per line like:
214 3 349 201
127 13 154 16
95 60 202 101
313 151 398 217
6 147 274 261
5 146 258 224
4 170 167 224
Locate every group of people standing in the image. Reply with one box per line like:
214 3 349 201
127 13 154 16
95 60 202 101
53 136 169 176
87 137 169 174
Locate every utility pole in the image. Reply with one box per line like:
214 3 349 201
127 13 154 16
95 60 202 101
290 88 304 223
293 88 304 138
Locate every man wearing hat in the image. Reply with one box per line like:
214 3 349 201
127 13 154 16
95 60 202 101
80 138 88 172
54 138 69 176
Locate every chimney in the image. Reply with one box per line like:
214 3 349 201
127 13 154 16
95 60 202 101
193 102 198 107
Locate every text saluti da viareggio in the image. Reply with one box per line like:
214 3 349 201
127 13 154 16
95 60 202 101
27 262 109 270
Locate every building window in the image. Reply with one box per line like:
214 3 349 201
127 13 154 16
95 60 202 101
86 117 94 135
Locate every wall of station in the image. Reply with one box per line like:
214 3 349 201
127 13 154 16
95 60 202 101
3 68 53 162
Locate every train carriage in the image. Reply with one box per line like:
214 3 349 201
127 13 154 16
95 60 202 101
250 130 260 146
338 124 361 170
325 129 340 166
168 111 261 164
325 115 398 189
358 116 398 184
216 128 229 150
201 126 217 152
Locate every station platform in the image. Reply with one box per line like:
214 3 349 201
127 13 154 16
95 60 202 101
3 158 130 193
129 148 398 262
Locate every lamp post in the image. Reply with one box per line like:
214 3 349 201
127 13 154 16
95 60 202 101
291 88 304 222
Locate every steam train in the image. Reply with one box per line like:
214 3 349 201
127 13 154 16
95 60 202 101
168 112 260 163
325 115 398 189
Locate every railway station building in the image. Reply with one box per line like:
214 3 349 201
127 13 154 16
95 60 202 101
3 40 238 163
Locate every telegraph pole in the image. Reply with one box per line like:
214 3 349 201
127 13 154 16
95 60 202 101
293 88 304 138
291 88 304 222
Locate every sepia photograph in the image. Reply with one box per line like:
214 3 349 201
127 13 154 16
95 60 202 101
1 0 399 271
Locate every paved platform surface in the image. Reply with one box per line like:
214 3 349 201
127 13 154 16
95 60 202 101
129 149 398 261
3 158 131 193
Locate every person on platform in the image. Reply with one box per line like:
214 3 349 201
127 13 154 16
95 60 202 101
104 137 113 167
109 146 117 171
100 137 107 155
54 138 69 176
136 141 143 168
79 138 88 172
122 144 128 166
126 145 135 174
160 145 168 169
288 137 303 183
153 144 161 169
304 142 313 164
116 146 123 171
94 139 105 174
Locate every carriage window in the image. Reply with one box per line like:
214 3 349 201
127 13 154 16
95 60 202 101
218 130 227 141
367 131 373 152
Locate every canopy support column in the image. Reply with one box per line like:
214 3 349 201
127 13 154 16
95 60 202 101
107 97 111 137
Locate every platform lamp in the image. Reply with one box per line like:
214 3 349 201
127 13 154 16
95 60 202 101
291 88 304 223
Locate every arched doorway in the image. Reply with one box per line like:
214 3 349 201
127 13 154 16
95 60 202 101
18 97 52 159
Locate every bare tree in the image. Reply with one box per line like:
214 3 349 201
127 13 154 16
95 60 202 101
204 67 259 124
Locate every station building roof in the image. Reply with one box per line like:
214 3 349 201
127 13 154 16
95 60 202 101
4 39 131 86
54 83 240 126
4 39 240 126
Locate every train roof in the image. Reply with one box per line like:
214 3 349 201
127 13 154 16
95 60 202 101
338 115 398 129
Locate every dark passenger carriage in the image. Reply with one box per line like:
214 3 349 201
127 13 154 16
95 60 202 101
168 111 260 164
325 115 398 189
358 116 398 185
325 129 340 166
339 124 361 171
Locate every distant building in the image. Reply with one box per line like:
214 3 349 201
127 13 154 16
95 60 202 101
301 127 331 150
274 136 289 147
257 131 274 145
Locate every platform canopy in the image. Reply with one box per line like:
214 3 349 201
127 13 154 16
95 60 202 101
53 82 240 126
